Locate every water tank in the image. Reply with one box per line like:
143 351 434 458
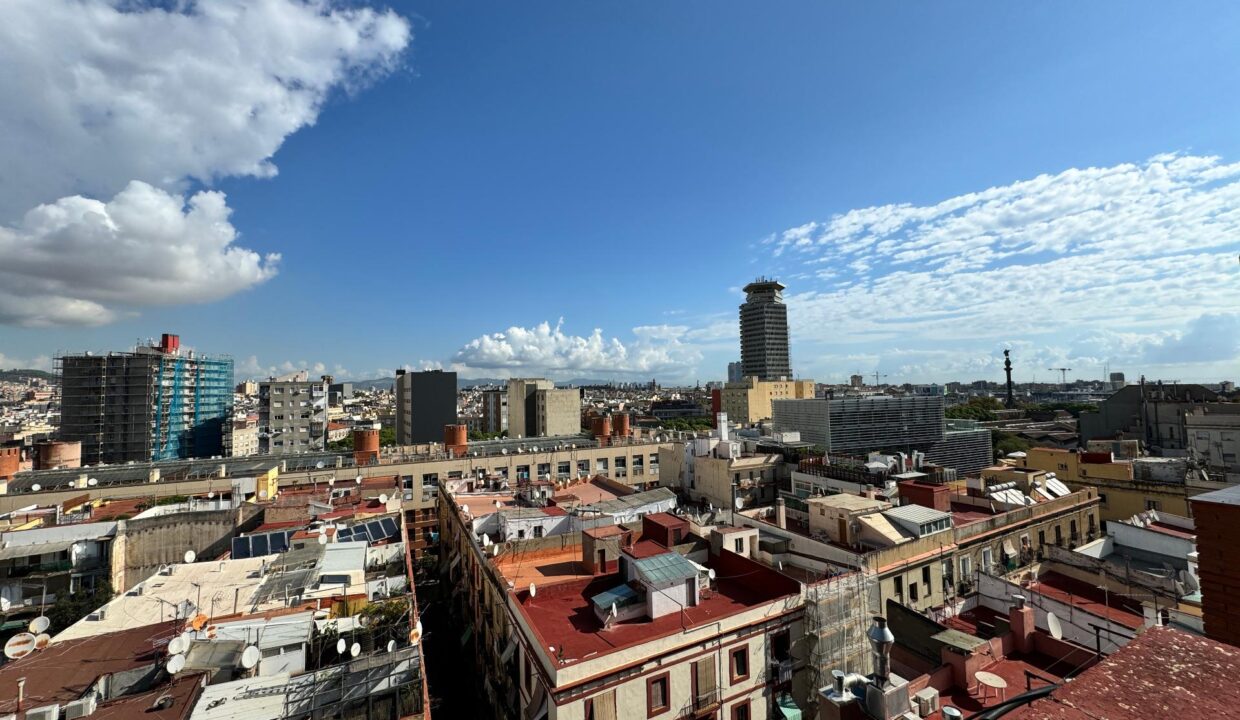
352 429 380 466
444 424 468 457
591 416 612 438
34 440 82 470
613 414 630 438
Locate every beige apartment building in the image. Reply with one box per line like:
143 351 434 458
721 377 815 425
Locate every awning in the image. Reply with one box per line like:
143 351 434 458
0 539 77 561
1002 539 1018 558
776 693 802 720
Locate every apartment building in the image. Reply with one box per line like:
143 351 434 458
259 372 329 455
482 388 509 434
394 369 458 444
659 433 783 511
722 376 816 424
57 333 233 464
1185 404 1240 483
509 378 581 438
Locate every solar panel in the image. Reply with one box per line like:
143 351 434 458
380 518 399 538
231 537 251 559
336 528 353 541
252 534 269 555
366 522 386 542
352 524 372 542
269 532 289 553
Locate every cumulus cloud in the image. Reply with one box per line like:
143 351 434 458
236 355 354 380
0 182 278 326
453 319 703 379
759 153 1240 381
0 0 410 325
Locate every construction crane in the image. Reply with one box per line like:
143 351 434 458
872 371 888 387
1047 367 1071 388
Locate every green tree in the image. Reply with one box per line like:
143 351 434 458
992 430 1033 459
945 397 1003 421
47 578 114 632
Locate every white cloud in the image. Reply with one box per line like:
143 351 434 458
0 353 53 372
760 153 1240 382
236 355 354 380
0 182 278 326
0 0 410 325
453 319 703 380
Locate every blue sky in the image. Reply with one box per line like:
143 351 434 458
2 1 1240 384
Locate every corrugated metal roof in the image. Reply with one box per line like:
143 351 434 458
583 487 676 515
883 504 951 525
320 542 367 573
633 552 698 587
214 611 313 649
189 673 290 720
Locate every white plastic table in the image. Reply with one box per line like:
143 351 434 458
976 670 1008 702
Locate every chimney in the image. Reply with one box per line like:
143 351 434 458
868 616 894 688
775 497 787 529
1009 593 1036 654
716 412 728 440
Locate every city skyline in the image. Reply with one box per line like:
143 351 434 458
2 2 1240 384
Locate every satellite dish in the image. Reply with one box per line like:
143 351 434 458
318 533 328 545
88 477 99 487
1047 612 1063 640
734 497 744 510
328 477 336 486
350 642 361 657
494 500 502 509
387 640 396 652
184 550 196 564
28 616 50 634
4 633 36 660
167 654 186 674
33 634 51 651
31 483 41 492
241 645 261 669
529 583 537 598
379 493 388 504
168 635 189 655
501 448 508 455
461 504 470 515
207 490 215 499
190 614 208 631
152 695 175 711
708 568 717 581
409 623 423 644
481 533 491 547
315 461 326 469
337 638 347 654
355 475 363 485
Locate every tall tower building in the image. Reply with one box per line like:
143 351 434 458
57 333 233 464
394 370 458 445
739 278 791 381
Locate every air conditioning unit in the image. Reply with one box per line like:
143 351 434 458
914 687 940 717
64 696 98 719
25 706 61 720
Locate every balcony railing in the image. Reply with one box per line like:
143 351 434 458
769 659 794 684
692 689 720 712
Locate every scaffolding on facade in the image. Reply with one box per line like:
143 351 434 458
803 569 879 707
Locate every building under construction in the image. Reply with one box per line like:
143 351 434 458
57 333 233 464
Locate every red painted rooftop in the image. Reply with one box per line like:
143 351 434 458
1147 521 1194 540
1006 626 1240 719
510 551 799 668
929 651 1071 719
1027 571 1144 629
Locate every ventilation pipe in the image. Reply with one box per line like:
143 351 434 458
868 616 894 688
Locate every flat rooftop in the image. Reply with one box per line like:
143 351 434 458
1027 571 1144 630
510 554 798 667
493 545 594 590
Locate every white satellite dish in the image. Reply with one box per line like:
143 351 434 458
409 622 423 644
328 477 336 486
183 550 196 564
461 504 470 516
387 639 397 652
529 583 537 598
33 633 51 651
481 533 491 547
28 616 50 634
315 461 326 470
241 645 261 669
708 568 717 581
168 635 189 655
379 493 388 504
167 654 187 674
350 642 360 658
337 638 347 654
501 448 508 455
4 632 36 660
734 497 744 510
88 477 98 487
318 533 328 546
1047 612 1063 640
355 475 363 485
30 483 41 492
494 500 502 509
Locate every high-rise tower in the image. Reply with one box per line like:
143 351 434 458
739 278 791 381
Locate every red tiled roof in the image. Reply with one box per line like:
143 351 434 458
1007 627 1240 719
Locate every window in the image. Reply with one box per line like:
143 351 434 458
1038 529 1046 547
533 526 544 538
585 690 617 720
922 566 931 587
1146 499 1161 511
1054 525 1063 544
731 701 751 720
771 629 792 661
960 556 972 578
734 538 744 553
647 673 670 716
1098 492 1108 506
893 576 903 599
982 547 993 571
730 644 750 682
909 582 919 602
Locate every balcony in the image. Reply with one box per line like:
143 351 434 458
692 689 721 714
